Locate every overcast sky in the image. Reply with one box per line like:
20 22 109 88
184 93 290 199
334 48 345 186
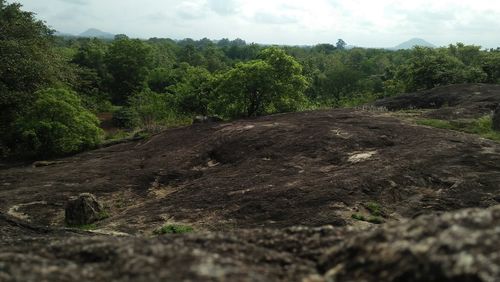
14 0 500 48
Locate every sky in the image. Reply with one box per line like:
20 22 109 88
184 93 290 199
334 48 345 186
14 0 500 48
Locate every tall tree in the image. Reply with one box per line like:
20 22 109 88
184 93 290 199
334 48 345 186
0 0 67 155
336 39 347 50
105 37 153 104
214 47 308 118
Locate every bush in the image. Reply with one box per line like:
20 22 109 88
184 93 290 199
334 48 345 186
128 89 191 131
112 107 140 129
213 47 308 118
14 88 103 158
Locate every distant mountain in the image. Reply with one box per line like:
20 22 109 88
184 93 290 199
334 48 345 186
79 28 115 39
54 31 76 37
392 38 436 50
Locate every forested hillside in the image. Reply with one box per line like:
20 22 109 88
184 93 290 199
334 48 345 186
2 0 500 159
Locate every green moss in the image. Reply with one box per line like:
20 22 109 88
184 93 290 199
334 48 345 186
366 202 382 217
154 224 194 235
367 216 384 224
351 214 366 221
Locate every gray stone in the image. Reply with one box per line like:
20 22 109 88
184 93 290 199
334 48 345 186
193 116 222 124
65 193 103 226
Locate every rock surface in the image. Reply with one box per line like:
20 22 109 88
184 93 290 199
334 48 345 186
1 206 500 281
65 193 103 226
1 84 500 281
320 205 500 282
373 83 500 119
1 108 500 232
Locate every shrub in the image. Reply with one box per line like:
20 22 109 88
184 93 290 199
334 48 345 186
213 47 308 118
129 89 191 131
112 107 140 129
15 88 103 158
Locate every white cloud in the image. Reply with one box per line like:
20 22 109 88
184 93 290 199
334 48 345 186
15 0 500 48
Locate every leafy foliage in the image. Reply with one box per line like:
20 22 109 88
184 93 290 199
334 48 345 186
0 0 69 155
4 1 500 160
112 107 140 129
214 47 308 118
14 88 103 158
168 66 215 116
105 37 153 104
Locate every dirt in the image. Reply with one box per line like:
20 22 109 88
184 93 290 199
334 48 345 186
1 83 500 281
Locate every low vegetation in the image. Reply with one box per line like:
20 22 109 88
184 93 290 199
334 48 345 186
351 202 385 224
417 116 500 142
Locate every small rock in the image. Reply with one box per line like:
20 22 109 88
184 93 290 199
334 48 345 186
193 116 223 124
493 105 500 131
65 193 103 226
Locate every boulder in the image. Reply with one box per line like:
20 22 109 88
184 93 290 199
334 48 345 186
493 105 500 131
65 193 103 226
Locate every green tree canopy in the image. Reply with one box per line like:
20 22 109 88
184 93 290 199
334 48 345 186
395 47 487 91
168 66 215 116
105 37 153 104
14 88 103 158
214 47 308 118
0 0 68 155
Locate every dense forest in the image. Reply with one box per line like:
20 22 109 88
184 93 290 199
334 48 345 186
2 0 500 159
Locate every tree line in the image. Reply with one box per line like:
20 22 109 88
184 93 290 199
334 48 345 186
2 0 500 159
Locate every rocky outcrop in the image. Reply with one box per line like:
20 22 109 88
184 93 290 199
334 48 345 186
1 108 500 231
320 205 500 282
1 206 500 281
65 193 103 226
373 83 500 119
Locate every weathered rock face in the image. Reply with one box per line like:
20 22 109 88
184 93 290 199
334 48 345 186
320 205 500 282
1 108 500 232
493 105 500 131
65 193 103 226
1 206 500 281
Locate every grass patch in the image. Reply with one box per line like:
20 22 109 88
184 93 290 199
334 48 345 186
366 202 383 217
351 213 384 225
351 213 366 221
352 202 385 224
98 210 110 220
104 129 131 141
417 115 500 142
153 224 194 235
367 216 384 224
417 119 455 130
